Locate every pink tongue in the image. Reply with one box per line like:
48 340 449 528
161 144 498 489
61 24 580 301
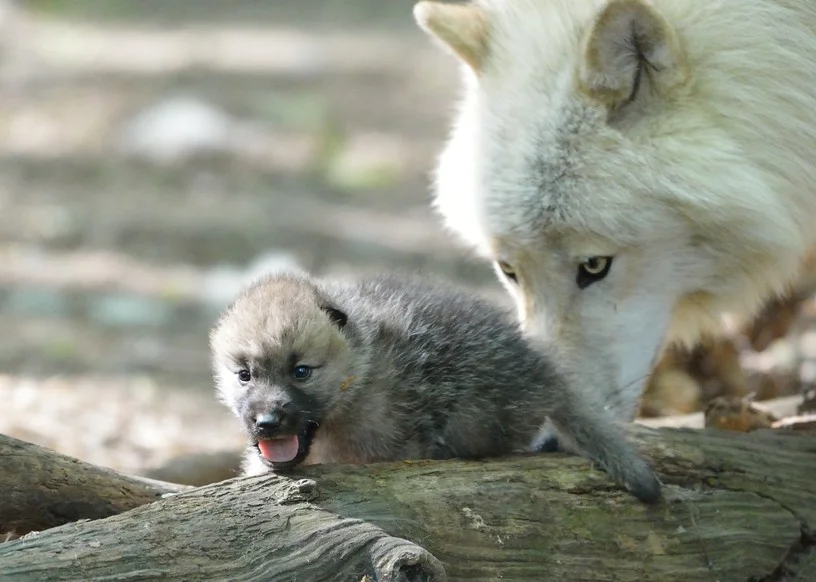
258 435 300 463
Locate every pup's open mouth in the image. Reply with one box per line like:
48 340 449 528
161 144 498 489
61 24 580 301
254 425 315 470
258 435 299 463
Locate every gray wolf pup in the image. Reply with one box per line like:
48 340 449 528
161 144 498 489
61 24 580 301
211 271 661 503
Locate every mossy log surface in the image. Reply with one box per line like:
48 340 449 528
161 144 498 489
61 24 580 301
1 426 815 581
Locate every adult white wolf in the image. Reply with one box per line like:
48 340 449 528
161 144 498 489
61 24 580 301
413 0 816 421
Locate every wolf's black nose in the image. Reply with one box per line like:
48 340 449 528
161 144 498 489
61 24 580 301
255 411 284 431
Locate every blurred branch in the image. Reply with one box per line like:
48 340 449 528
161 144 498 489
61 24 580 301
0 433 192 539
637 394 805 428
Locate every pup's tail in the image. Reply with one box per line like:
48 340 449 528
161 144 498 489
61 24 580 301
547 386 662 504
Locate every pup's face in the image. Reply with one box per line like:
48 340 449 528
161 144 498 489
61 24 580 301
415 0 792 420
210 275 355 471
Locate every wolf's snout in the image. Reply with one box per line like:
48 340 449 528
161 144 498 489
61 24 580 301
255 411 285 432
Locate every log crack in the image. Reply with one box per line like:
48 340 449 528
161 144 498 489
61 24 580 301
729 488 816 582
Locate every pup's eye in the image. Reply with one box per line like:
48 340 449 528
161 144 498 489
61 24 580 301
292 365 313 380
576 256 614 289
237 369 251 383
497 261 518 283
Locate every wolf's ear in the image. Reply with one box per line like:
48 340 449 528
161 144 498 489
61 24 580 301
414 1 489 73
578 0 688 110
320 305 348 330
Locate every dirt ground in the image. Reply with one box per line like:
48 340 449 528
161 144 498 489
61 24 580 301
0 0 811 483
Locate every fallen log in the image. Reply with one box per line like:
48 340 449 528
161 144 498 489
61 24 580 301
141 449 243 487
1 426 815 581
0 434 192 540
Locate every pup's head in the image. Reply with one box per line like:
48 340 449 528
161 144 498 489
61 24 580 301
210 273 356 470
415 0 800 419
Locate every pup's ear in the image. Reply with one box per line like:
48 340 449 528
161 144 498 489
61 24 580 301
321 305 348 329
413 1 489 73
578 0 688 110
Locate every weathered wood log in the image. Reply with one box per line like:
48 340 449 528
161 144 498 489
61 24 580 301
1 426 815 581
0 434 193 539
142 449 243 486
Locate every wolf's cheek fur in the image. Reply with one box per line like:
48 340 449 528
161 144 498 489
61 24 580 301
304 367 353 410
602 286 676 420
213 362 242 414
511 248 684 421
295 347 362 414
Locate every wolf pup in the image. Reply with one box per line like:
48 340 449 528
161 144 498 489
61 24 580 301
210 271 661 504
413 0 816 423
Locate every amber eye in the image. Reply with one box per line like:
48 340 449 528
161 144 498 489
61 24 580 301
576 256 613 289
497 261 518 284
237 369 251 383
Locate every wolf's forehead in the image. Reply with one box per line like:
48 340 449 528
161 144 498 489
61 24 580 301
246 320 332 358
473 0 609 225
480 103 599 245
481 0 600 60
228 336 298 373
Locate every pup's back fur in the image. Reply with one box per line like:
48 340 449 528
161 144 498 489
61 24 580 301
413 0 816 422
211 272 661 503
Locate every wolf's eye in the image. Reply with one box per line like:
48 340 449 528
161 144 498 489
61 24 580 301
496 261 518 284
237 369 251 383
576 256 613 289
292 365 312 380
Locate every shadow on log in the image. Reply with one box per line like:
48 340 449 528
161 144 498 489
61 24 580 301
0 434 192 539
1 426 815 581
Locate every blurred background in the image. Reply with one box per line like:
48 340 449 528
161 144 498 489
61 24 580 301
0 0 810 486
0 0 507 481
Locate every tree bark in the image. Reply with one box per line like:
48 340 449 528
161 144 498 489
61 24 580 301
1 426 815 582
0 434 192 539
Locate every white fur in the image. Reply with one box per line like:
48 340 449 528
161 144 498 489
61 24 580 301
421 0 816 420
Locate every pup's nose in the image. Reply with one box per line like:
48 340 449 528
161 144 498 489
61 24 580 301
255 411 284 431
